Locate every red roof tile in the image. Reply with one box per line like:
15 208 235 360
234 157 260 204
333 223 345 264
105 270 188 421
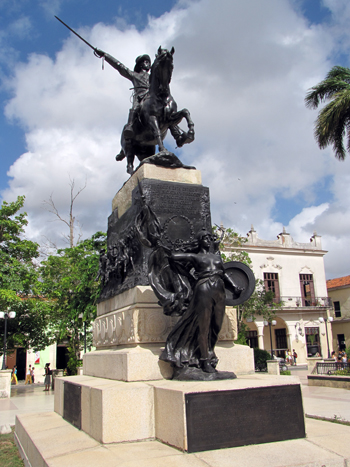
327 275 350 289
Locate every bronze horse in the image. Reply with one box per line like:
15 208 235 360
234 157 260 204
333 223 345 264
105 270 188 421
117 47 195 174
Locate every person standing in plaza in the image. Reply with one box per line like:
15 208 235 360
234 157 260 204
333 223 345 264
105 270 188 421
25 365 32 384
293 349 297 366
31 366 35 384
44 363 51 391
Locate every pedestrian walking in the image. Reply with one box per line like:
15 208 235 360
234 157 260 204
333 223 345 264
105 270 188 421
11 366 18 385
25 365 32 384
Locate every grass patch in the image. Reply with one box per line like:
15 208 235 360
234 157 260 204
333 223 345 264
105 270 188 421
0 428 24 467
280 370 291 375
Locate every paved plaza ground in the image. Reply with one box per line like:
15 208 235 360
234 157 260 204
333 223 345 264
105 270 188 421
2 366 350 466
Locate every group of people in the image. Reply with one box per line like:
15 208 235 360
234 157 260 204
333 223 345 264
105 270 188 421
285 349 298 365
24 364 35 384
11 362 52 390
331 350 348 364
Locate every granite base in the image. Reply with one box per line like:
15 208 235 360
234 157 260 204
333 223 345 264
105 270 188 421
52 374 305 452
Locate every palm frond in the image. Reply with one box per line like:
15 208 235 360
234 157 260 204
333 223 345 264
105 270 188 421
305 77 350 109
315 96 350 159
325 66 350 83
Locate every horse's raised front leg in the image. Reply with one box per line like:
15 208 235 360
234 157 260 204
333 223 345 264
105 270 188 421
169 109 195 147
148 115 165 152
182 108 195 134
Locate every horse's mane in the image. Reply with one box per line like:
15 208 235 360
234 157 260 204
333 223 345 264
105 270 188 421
149 48 174 89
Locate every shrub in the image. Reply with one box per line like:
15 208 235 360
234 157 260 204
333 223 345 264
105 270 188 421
335 369 350 376
254 348 271 371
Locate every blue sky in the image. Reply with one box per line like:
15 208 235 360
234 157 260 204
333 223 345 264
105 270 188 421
1 0 350 279
0 0 177 189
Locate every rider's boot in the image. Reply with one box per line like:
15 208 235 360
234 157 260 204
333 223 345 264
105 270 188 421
124 110 136 139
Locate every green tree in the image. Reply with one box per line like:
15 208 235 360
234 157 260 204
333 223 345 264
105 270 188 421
213 226 252 266
40 232 106 374
0 196 52 353
236 279 283 345
214 226 279 345
305 66 350 160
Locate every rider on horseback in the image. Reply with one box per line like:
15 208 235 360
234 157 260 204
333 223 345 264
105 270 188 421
94 49 151 140
95 47 194 174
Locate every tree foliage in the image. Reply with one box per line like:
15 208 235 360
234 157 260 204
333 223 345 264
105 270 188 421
236 279 284 345
0 196 52 352
240 279 282 321
214 226 281 345
213 226 252 266
305 66 350 160
40 232 106 374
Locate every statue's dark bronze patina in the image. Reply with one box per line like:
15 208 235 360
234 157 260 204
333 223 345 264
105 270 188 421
55 17 195 175
57 17 255 379
135 190 255 380
95 46 195 174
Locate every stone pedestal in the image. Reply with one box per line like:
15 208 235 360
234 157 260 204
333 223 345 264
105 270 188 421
83 343 254 382
93 283 238 352
307 356 322 374
267 360 280 375
0 369 12 398
15 166 306 464
53 374 305 452
99 166 211 302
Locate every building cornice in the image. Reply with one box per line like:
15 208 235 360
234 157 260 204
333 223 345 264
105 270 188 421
224 245 328 257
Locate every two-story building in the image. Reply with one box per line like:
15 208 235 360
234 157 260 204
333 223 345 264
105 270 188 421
223 226 333 363
326 275 350 352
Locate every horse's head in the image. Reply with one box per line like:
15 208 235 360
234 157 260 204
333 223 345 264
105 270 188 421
156 46 175 60
150 46 175 95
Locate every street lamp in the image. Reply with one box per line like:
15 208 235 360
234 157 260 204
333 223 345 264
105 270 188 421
294 322 304 342
319 316 333 359
78 313 94 354
0 309 16 370
264 319 277 358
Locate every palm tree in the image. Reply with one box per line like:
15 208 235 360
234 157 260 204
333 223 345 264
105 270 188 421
305 66 350 160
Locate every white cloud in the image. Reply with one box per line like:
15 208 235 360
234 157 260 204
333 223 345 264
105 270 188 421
7 16 32 39
2 0 350 278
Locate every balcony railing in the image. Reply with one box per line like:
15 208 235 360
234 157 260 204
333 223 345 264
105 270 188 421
274 296 332 308
315 362 349 375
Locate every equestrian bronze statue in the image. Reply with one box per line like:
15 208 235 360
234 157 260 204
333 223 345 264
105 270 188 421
55 18 195 175
95 46 195 174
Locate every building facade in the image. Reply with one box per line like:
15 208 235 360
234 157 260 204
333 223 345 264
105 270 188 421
326 275 350 352
224 227 333 363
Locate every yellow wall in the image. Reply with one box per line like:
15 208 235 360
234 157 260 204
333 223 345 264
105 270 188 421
331 321 350 351
328 287 350 319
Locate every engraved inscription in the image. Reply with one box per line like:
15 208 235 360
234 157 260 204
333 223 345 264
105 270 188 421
149 184 209 216
185 385 305 453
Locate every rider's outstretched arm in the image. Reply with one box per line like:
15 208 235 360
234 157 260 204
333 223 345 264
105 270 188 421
94 49 133 81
